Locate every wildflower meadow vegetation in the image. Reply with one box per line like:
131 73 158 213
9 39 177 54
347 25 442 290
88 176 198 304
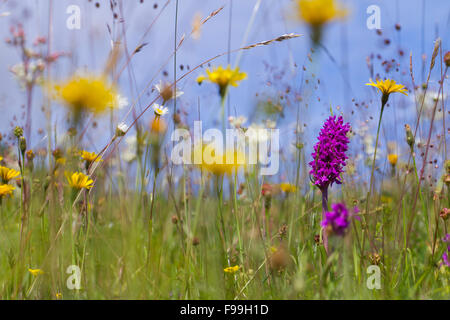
0 0 449 300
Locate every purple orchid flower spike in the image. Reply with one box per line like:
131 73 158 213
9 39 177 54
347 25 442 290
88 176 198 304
309 115 351 253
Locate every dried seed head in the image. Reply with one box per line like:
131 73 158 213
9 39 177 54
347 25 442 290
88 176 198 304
430 38 441 71
369 252 381 265
444 51 450 68
278 223 288 238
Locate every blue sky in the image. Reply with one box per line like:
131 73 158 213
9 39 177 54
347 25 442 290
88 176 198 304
0 0 448 173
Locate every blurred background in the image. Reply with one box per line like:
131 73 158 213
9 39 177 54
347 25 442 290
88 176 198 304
0 0 448 184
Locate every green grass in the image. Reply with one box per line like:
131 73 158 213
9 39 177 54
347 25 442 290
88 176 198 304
0 157 448 300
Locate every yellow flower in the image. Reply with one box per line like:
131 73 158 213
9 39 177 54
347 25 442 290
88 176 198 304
279 182 297 193
28 268 44 276
197 146 246 176
66 171 94 190
0 184 15 198
150 116 168 134
53 74 118 114
297 0 347 26
366 78 408 105
0 166 20 183
56 157 67 165
197 65 247 97
80 150 102 163
55 292 62 299
224 265 239 274
0 156 3 161
387 154 398 166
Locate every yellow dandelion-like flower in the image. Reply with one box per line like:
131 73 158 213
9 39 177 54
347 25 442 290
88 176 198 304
28 268 44 276
297 0 347 26
0 166 20 183
55 293 62 299
80 150 102 163
197 65 247 97
53 74 118 114
66 171 94 190
0 156 3 162
279 182 297 193
387 154 398 166
196 146 246 176
224 265 239 274
366 78 408 106
0 184 15 198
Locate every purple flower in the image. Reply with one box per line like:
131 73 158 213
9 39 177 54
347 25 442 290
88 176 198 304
309 115 351 190
321 203 359 236
443 234 450 244
443 252 450 268
442 234 450 267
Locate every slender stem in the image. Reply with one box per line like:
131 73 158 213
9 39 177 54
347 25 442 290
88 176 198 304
364 101 385 251
368 102 385 198
220 94 226 135
147 168 159 268
173 0 179 123
321 187 329 254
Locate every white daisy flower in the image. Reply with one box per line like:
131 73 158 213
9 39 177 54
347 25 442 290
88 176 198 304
152 104 169 116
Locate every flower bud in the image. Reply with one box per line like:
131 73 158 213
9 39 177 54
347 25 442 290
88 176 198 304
19 136 27 154
405 124 414 150
14 126 23 138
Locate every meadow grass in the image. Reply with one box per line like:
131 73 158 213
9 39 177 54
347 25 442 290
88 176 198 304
0 153 448 299
0 0 448 300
